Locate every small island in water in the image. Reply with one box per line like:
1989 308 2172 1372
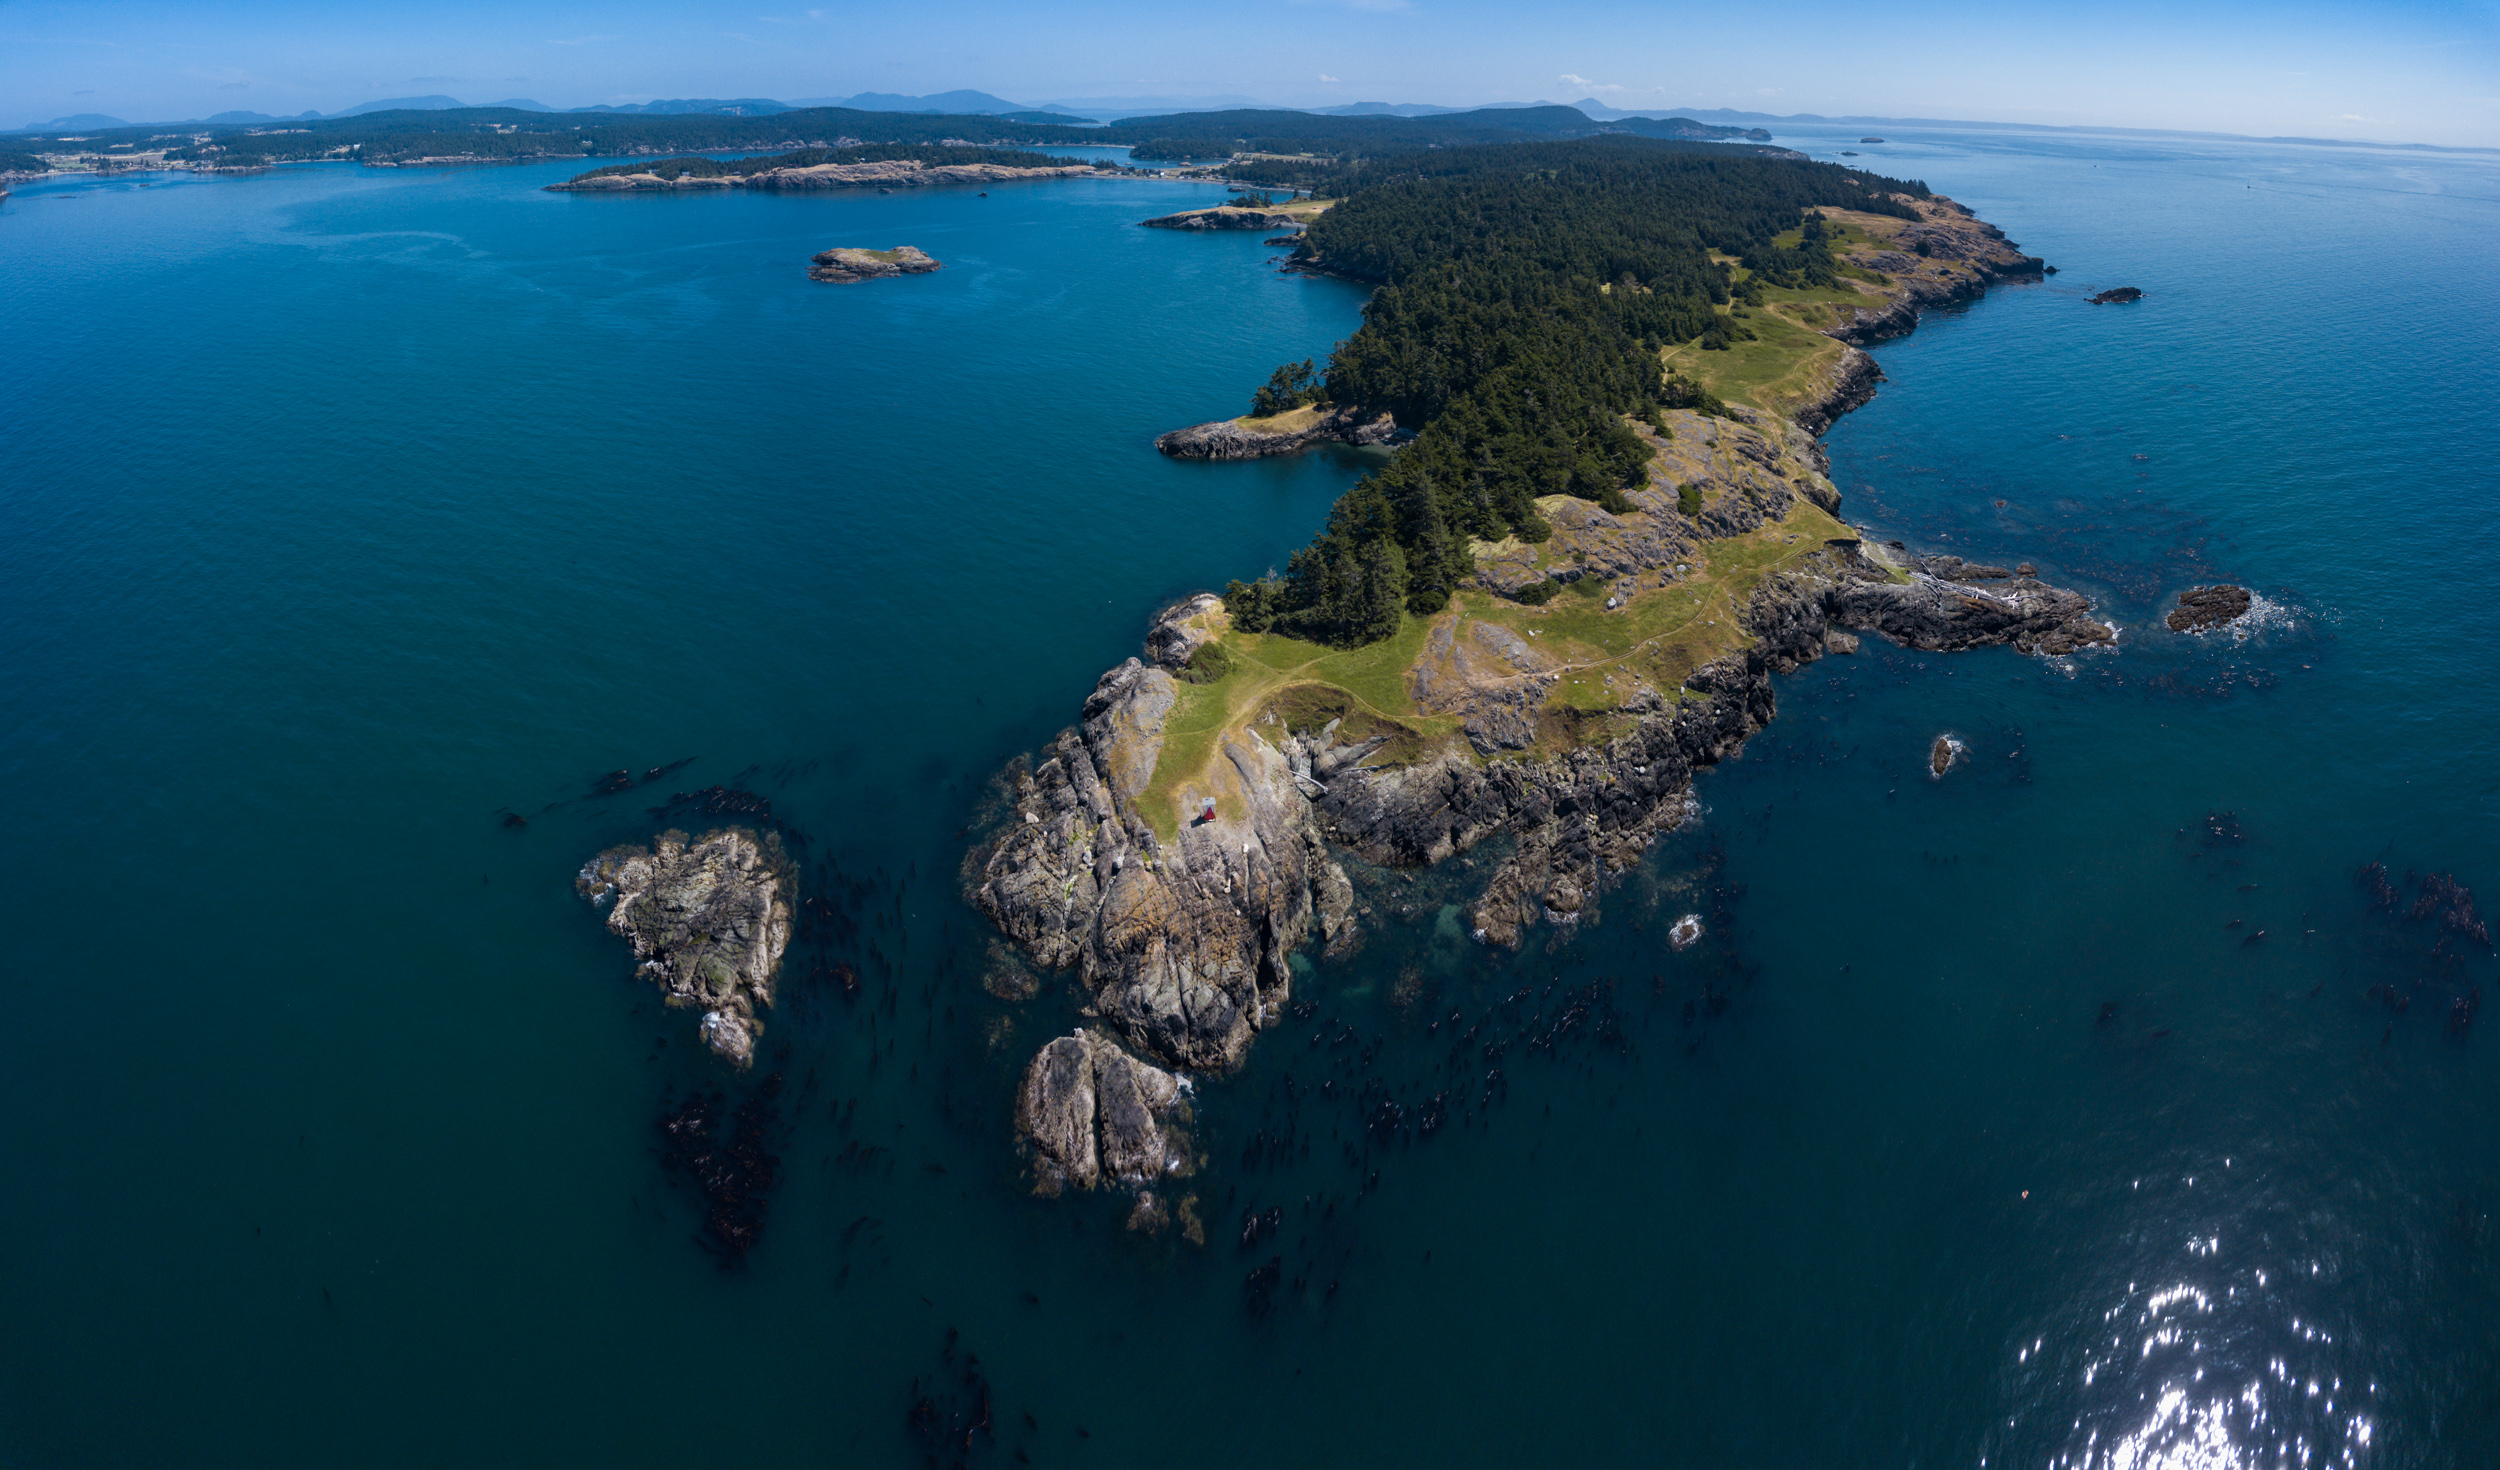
808 246 940 283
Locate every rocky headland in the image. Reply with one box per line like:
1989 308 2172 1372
970 188 2101 1196
1140 206 1304 231
1155 403 1400 460
809 245 940 283
547 158 1098 192
579 827 794 1067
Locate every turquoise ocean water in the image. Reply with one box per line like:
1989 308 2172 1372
3 130 2496 1466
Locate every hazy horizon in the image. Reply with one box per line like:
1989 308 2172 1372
6 0 2494 148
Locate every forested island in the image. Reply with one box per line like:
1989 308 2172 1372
964 136 2108 1203
546 144 1111 192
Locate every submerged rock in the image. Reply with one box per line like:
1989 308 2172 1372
2166 584 2252 633
578 827 793 1067
1016 1030 1190 1196
807 245 939 283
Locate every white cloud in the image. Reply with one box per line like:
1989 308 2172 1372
1559 73 1629 94
1319 74 1340 83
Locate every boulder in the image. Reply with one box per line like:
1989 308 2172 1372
1015 1031 1189 1195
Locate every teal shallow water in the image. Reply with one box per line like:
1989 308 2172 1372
2 134 2497 1466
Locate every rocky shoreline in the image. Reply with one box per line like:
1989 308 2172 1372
969 191 2100 1195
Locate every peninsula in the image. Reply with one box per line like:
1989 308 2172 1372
965 138 2109 1196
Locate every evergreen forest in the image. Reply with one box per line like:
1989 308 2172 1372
1219 138 1926 647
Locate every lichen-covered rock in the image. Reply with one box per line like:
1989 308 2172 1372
1015 1031 1189 1195
578 827 792 1067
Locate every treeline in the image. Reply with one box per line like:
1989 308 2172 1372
0 149 53 174
565 144 1099 183
1101 105 1797 171
16 106 1102 169
1222 138 1926 647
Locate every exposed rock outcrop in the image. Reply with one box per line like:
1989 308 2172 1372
808 245 939 283
2089 287 2145 305
1016 1030 1192 1195
2167 584 2252 632
1155 404 1399 460
579 828 793 1067
967 642 1350 1074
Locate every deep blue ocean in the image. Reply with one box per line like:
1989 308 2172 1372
4 126 2497 1467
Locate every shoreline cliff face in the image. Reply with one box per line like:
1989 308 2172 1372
970 191 2096 1192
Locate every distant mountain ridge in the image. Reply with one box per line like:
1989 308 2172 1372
13 93 2482 154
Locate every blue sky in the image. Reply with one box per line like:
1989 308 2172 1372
6 0 2494 145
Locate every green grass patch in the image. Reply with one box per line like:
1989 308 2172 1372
1134 611 1450 838
1132 491 1866 831
1234 403 1326 433
1660 305 1847 418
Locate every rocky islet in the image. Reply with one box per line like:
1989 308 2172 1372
2166 583 2253 632
578 826 794 1067
808 245 940 283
